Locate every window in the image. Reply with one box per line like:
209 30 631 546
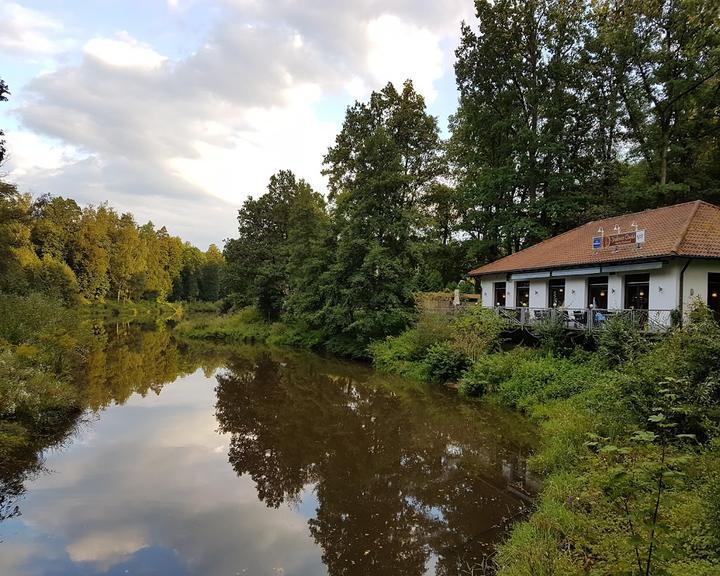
515 281 530 308
588 276 608 309
709 273 720 319
548 279 565 308
624 274 650 310
493 282 507 307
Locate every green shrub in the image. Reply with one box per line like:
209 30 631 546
0 293 75 345
26 256 81 307
532 313 572 356
458 348 538 397
497 356 600 411
423 342 470 384
596 312 646 367
458 366 487 397
449 306 506 361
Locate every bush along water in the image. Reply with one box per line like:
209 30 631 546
370 302 720 574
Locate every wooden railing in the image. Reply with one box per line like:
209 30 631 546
495 307 675 332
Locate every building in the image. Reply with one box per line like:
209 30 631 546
468 200 720 329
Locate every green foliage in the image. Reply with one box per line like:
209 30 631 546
423 342 470 385
175 306 272 343
26 256 81 307
532 314 572 356
0 293 75 345
457 366 486 398
448 306 506 361
458 349 538 398
596 312 646 367
0 177 217 306
223 170 318 320
497 356 604 411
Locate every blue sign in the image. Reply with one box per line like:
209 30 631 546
592 236 602 249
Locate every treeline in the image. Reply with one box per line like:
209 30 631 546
223 0 720 356
452 0 720 255
0 182 224 305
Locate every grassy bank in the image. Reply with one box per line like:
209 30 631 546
0 294 87 464
368 307 720 574
173 304 317 348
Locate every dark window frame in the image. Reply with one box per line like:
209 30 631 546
709 273 720 318
515 281 530 308
493 281 507 308
588 276 609 309
548 278 565 308
624 273 650 310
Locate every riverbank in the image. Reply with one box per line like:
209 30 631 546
369 306 720 575
180 303 720 574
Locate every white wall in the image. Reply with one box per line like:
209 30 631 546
529 280 547 308
682 260 720 311
506 279 516 307
648 261 680 311
607 275 623 309
480 274 506 308
563 277 587 310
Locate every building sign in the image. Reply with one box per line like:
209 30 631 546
591 229 646 249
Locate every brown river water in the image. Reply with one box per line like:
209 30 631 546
0 326 537 576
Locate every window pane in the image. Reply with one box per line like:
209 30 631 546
549 279 565 307
515 281 530 308
709 274 720 319
588 276 608 309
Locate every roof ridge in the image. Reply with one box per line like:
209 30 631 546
672 200 702 254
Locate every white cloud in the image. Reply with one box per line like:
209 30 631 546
83 32 167 70
366 14 444 103
3 129 80 178
66 528 147 566
6 0 471 247
0 2 65 56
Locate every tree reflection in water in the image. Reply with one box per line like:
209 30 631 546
215 351 536 576
0 323 230 526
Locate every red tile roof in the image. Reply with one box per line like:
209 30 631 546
469 201 720 276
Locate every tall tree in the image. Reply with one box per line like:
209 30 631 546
284 183 332 338
199 244 224 302
224 170 314 319
108 213 143 302
596 0 720 202
451 0 599 258
319 81 443 355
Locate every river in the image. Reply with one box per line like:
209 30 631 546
0 325 537 576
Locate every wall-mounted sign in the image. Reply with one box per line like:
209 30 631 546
591 229 646 249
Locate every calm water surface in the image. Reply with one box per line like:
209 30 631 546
0 328 537 576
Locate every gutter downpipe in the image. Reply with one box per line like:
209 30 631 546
678 258 692 326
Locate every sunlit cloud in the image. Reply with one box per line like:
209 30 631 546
83 32 167 70
2 0 469 247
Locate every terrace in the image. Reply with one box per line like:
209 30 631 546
493 306 675 332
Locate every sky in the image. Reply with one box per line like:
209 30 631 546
0 0 474 248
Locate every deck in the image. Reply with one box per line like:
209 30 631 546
493 306 674 332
